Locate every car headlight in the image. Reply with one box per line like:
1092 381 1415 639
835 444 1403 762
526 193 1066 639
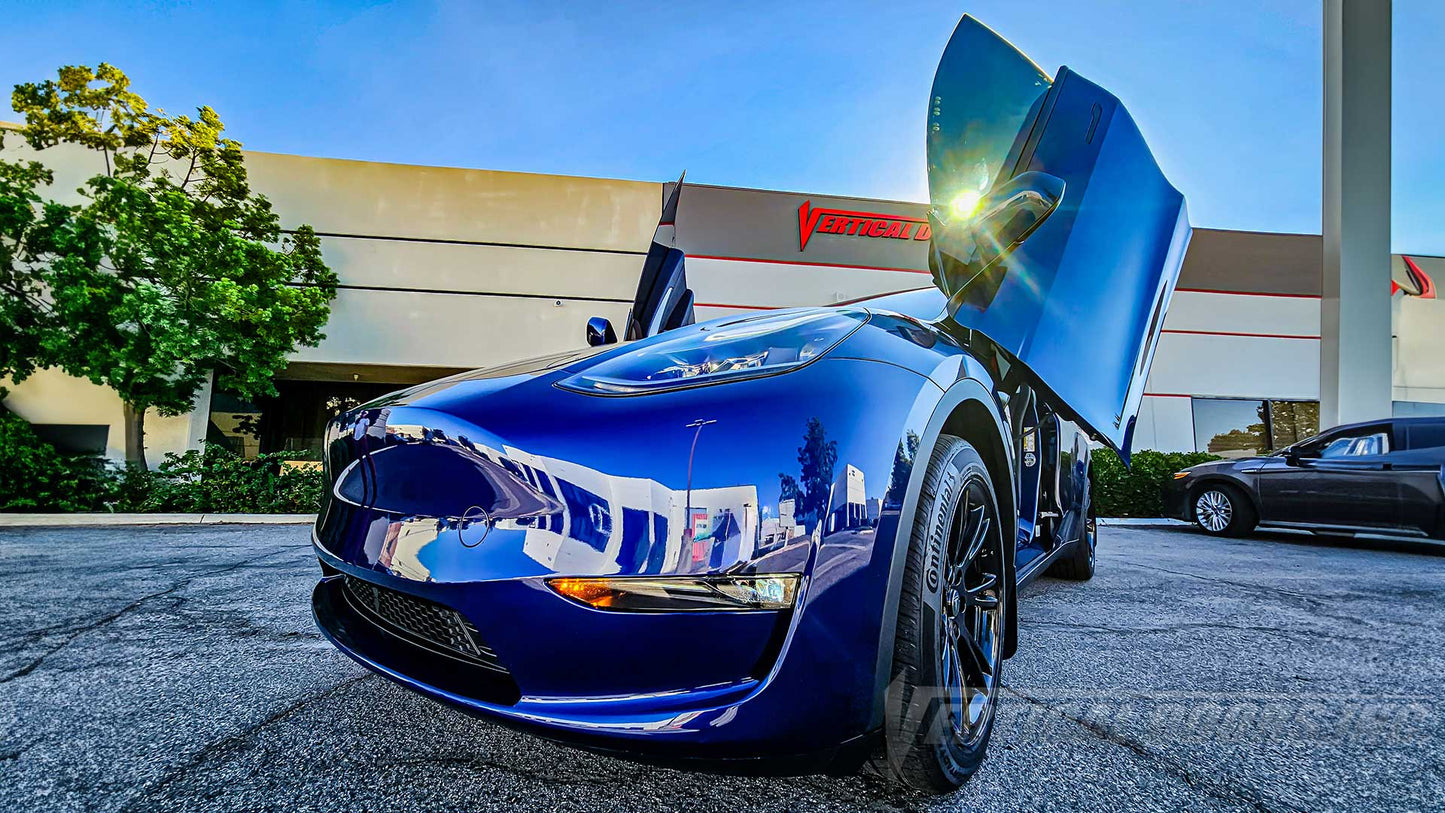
556 308 866 395
548 575 800 612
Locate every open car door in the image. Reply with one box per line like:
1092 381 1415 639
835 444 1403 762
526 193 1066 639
625 173 696 340
927 16 1191 461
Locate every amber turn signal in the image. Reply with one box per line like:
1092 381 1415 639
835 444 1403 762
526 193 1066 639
547 575 800 612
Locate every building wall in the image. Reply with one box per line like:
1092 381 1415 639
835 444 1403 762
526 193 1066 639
0 137 215 467
0 136 665 461
1 369 208 468
245 151 663 372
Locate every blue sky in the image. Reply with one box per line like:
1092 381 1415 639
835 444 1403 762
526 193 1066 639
3 1 1441 252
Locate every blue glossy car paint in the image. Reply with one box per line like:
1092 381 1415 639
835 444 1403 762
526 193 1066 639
314 311 985 761
309 14 1189 774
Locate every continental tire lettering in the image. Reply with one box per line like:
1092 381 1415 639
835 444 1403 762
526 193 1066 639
926 471 956 593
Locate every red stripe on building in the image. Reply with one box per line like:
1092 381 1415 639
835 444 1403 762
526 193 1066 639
689 254 931 275
1161 328 1320 340
1174 287 1321 299
694 302 780 310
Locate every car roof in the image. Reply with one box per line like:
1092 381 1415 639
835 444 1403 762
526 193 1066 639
1390 416 1445 426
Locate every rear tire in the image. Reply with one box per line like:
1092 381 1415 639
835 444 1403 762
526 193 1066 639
1048 507 1096 581
873 434 1008 793
1190 483 1257 537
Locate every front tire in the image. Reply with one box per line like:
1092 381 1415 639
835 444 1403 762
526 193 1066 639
1191 483 1257 537
874 435 1008 793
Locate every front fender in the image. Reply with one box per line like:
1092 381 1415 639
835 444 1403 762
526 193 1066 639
865 369 1017 737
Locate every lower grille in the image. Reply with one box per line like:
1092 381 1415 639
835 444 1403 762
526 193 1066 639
342 577 506 673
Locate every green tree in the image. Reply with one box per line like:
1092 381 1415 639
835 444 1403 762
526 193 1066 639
885 431 921 508
0 64 336 468
793 417 838 531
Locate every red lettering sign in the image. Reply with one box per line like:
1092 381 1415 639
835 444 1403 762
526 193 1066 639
797 200 930 251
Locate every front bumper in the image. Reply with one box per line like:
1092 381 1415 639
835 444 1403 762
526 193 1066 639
1160 479 1190 520
311 571 822 765
309 357 945 761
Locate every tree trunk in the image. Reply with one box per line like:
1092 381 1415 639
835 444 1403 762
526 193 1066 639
123 403 148 471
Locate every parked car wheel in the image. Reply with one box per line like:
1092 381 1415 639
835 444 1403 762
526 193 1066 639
1048 506 1096 581
1191 483 1257 537
874 434 1007 793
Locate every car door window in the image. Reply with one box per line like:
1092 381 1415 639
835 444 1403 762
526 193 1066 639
1348 433 1388 456
1405 423 1445 451
1317 438 1355 458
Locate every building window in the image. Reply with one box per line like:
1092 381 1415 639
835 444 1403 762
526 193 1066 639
207 380 402 459
1191 398 1319 458
1266 400 1320 449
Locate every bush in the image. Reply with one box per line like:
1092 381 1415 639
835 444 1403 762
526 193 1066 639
1 405 323 514
113 447 324 514
0 404 115 512
1092 448 1221 517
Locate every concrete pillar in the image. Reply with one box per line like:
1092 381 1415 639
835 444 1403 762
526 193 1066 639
1320 0 1393 429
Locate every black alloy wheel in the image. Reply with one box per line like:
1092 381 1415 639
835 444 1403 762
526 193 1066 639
937 472 1005 747
875 435 1008 793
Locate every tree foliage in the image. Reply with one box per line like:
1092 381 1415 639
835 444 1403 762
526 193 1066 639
792 417 838 530
0 392 113 512
0 63 336 465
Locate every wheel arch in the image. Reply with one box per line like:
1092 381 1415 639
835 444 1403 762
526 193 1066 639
868 376 1018 733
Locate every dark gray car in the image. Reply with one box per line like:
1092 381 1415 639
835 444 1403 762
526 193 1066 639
1164 417 1445 540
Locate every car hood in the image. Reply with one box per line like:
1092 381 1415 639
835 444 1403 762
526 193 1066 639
1186 457 1270 474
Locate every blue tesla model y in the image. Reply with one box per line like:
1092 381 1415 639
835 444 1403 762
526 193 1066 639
310 15 1189 792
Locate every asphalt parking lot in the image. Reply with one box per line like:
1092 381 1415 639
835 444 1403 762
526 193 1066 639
1 523 1441 813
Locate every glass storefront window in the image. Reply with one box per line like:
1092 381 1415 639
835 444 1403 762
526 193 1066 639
207 391 264 457
1191 398 1321 458
207 380 403 459
1267 400 1319 449
1193 399 1268 458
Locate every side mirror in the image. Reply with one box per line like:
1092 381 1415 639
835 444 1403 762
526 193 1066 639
586 316 617 347
929 171 1065 305
1284 448 1314 465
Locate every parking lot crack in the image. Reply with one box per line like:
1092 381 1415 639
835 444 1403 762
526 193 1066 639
1003 686 1310 813
0 545 303 684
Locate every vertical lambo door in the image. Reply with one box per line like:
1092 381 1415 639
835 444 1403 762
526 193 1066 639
926 16 1191 463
